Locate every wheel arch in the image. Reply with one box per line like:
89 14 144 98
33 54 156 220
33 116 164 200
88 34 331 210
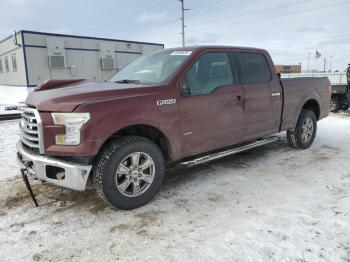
301 99 320 120
292 97 321 128
97 124 172 162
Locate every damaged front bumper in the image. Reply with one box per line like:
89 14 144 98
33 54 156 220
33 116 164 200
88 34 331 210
16 141 92 191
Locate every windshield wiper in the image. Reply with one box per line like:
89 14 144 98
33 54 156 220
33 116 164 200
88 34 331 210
114 79 141 84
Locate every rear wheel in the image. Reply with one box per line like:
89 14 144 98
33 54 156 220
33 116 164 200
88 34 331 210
329 96 340 113
339 96 349 111
287 110 317 149
94 136 165 210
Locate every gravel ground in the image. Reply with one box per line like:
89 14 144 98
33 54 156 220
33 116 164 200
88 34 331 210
0 113 349 262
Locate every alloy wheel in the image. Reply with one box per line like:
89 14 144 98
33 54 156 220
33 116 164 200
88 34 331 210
115 152 155 197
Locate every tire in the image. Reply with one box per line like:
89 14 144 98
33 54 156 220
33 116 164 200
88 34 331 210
339 96 349 111
287 110 317 149
329 96 340 113
93 136 165 210
340 103 349 111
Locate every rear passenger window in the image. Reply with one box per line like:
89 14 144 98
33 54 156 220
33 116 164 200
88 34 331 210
185 52 234 96
236 52 271 84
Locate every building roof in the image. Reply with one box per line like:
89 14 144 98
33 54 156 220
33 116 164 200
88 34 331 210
1 30 164 47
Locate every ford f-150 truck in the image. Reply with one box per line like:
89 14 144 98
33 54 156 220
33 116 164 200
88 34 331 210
16 46 331 209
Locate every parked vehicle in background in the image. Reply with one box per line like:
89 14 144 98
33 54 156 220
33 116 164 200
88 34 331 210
281 72 350 113
330 84 350 112
16 46 331 209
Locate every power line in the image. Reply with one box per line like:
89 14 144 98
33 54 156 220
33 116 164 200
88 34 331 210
188 0 251 13
138 0 349 42
188 0 258 17
188 0 317 26
188 0 350 33
141 0 259 29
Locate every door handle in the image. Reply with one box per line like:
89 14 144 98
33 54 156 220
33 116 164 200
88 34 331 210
232 95 243 105
271 92 281 97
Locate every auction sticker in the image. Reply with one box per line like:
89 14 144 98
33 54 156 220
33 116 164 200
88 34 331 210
171 51 192 56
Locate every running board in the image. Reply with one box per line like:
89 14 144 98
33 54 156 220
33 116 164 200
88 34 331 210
181 136 279 167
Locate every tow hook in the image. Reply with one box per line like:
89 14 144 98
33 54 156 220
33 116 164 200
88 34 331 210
20 162 39 207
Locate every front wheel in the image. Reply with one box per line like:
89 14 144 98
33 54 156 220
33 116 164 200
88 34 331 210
94 136 165 210
287 110 317 149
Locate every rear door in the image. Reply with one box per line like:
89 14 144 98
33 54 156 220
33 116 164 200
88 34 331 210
179 51 244 156
234 51 282 140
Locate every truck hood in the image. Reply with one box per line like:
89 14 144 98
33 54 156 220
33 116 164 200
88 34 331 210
26 79 156 112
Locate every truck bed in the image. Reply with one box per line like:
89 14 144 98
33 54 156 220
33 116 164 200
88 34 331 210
280 77 330 130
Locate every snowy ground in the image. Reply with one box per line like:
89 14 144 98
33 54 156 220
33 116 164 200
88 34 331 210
0 113 349 261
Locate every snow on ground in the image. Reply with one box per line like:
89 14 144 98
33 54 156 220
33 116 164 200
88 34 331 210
0 113 349 261
0 85 29 114
0 120 20 181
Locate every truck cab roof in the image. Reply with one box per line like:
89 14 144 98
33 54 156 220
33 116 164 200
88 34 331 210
162 45 268 53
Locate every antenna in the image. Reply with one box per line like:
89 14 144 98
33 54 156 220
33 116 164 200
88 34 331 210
13 30 19 46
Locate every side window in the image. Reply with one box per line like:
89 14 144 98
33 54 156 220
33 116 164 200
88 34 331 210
11 54 17 71
4 56 9 72
0 59 3 73
185 52 234 96
236 52 271 84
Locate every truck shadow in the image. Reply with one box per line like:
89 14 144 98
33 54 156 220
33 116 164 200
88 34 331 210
162 138 287 189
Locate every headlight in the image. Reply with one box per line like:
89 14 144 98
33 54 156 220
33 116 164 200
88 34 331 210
51 112 90 145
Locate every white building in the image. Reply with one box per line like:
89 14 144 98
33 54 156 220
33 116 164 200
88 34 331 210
0 30 164 87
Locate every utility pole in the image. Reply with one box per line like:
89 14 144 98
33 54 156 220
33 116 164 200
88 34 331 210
179 0 189 47
329 56 333 72
307 52 310 72
323 58 326 72
314 50 317 71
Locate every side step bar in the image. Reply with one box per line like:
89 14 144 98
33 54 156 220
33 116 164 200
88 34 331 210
181 136 279 167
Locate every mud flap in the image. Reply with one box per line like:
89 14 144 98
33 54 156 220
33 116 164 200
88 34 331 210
21 169 39 207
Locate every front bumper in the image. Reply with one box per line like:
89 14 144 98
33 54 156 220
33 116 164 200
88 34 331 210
16 141 92 191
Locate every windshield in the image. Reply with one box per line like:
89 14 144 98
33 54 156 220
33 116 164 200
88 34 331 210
110 50 192 85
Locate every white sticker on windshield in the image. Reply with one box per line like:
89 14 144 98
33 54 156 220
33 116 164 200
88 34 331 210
171 51 192 56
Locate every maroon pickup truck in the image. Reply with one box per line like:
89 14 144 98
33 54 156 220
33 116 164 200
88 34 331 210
16 46 331 209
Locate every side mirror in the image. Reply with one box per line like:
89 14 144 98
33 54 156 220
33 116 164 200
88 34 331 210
180 78 192 96
277 72 281 79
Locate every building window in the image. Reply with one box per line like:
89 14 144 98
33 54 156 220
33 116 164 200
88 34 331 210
11 54 17 71
0 59 3 73
4 56 9 72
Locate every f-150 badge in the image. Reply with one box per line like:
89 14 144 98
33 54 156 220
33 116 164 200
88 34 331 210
156 99 176 106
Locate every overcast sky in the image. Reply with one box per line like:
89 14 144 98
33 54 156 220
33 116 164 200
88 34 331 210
1 0 349 71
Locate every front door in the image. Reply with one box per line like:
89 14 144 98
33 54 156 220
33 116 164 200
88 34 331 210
179 51 244 157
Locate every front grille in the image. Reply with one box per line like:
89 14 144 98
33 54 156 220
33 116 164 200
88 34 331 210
19 107 44 154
